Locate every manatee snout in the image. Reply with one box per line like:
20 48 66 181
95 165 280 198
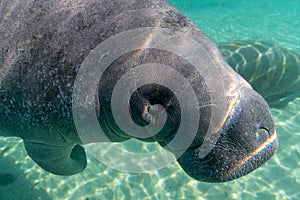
177 87 278 182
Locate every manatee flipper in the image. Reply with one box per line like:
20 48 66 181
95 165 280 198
24 141 87 176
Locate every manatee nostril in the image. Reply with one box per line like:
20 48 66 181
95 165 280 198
259 126 271 136
256 126 271 142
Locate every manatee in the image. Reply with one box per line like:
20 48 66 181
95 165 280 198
218 40 300 107
0 0 277 182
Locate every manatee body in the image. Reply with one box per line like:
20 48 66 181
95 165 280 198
218 40 300 107
0 0 277 182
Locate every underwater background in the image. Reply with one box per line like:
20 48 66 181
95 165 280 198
0 0 299 199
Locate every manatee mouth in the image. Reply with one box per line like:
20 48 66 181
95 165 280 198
220 130 278 181
177 88 278 182
177 130 278 182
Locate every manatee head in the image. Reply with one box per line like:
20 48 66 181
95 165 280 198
94 44 278 182
177 87 278 182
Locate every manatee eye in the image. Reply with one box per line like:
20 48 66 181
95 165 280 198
142 102 153 124
256 126 270 142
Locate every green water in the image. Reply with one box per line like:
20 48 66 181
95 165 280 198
0 1 299 199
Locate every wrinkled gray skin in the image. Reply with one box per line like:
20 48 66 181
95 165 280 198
0 0 278 182
219 40 300 107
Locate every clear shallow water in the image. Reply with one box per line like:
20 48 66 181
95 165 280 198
0 1 299 199
169 0 300 53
